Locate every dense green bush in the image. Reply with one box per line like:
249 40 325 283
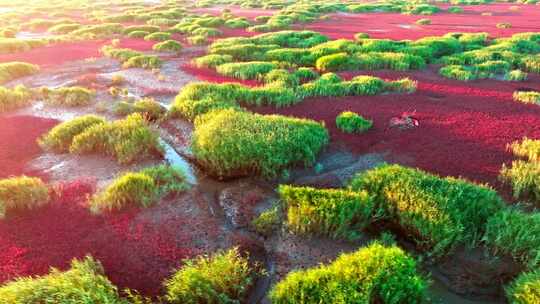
69 113 163 164
91 165 188 213
39 115 106 152
350 164 505 257
192 109 329 179
506 269 540 304
440 64 477 81
0 61 39 84
216 61 276 80
0 85 33 113
336 111 373 133
165 247 255 304
279 185 374 239
270 242 427 304
152 40 182 52
43 86 95 107
251 205 281 236
193 54 233 68
0 176 49 219
123 55 162 69
101 45 142 62
500 137 540 202
315 52 357 72
0 256 123 303
485 207 540 268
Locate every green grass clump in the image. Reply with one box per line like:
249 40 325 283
39 115 106 152
514 91 540 105
0 85 33 113
113 98 166 121
152 40 182 52
485 207 540 268
127 30 149 39
0 256 123 303
440 64 477 81
101 45 142 62
336 111 373 134
216 61 277 80
0 38 47 54
70 23 123 38
165 247 255 304
123 25 160 35
192 109 329 179
350 164 505 257
251 205 281 236
187 35 208 45
47 23 81 34
506 269 540 304
315 52 357 72
91 165 188 213
68 113 163 164
509 137 540 162
0 176 49 219
193 54 233 68
501 137 540 202
354 32 370 40
416 18 431 25
448 6 464 14
505 70 528 81
0 61 39 84
123 55 162 69
270 242 427 304
43 86 95 107
279 185 374 239
143 31 171 42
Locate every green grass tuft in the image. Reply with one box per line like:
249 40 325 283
336 111 373 133
0 176 49 219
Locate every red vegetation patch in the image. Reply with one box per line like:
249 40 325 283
305 3 540 40
0 115 58 179
0 38 154 68
253 69 540 189
180 63 261 87
0 179 197 295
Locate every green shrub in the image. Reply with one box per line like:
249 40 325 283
0 176 49 219
270 242 427 304
336 111 373 133
279 185 374 239
187 35 208 45
294 67 319 81
133 98 166 121
350 164 505 257
315 52 358 72
165 248 255 304
354 32 370 40
356 52 426 71
440 65 477 81
0 39 47 55
44 86 95 107
384 77 418 93
127 30 149 38
123 55 162 69
506 269 540 304
193 54 233 68
0 85 33 113
47 23 81 34
192 109 329 179
70 113 163 164
485 207 540 268
152 40 182 52
91 165 188 213
514 91 540 105
39 115 106 152
505 70 528 81
143 31 171 41
263 69 299 87
0 256 123 303
101 45 142 62
509 137 540 162
251 205 281 236
500 161 539 202
0 61 39 84
71 23 124 38
416 18 431 25
216 61 277 80
264 48 315 66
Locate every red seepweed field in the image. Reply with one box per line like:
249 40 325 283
1 0 540 303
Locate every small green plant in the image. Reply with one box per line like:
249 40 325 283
193 54 233 68
39 115 106 152
187 35 208 45
279 185 374 239
514 91 540 105
165 247 255 304
216 61 276 80
354 32 370 40
0 176 49 219
0 85 33 113
0 256 123 302
440 64 477 81
127 30 149 38
269 242 427 303
336 111 373 133
448 6 464 14
315 52 358 72
91 165 188 213
416 18 431 25
143 31 171 41
123 55 162 69
251 205 281 237
505 70 528 81
152 40 182 52
506 269 540 304
500 137 540 202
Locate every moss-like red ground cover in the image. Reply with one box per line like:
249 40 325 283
304 3 540 40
